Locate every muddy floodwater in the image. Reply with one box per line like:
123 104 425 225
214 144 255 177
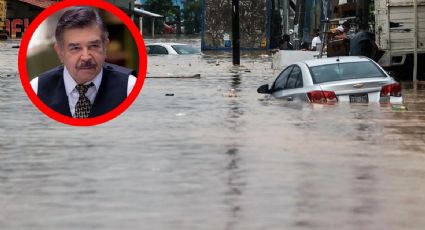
1 38 425 230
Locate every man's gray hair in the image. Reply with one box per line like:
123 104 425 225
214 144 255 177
55 6 109 47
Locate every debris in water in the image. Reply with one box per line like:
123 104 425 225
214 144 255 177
223 88 237 97
148 74 200 79
391 104 408 111
165 93 174 96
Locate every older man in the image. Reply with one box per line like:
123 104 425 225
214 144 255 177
30 7 136 118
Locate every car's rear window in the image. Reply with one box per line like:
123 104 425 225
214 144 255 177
171 45 200 55
309 61 386 84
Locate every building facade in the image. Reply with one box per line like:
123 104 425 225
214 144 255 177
201 0 369 50
202 0 268 50
3 0 137 38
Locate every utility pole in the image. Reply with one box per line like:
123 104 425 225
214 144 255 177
175 5 181 34
413 0 418 82
232 0 240 65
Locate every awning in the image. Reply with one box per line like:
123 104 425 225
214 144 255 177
16 0 57 9
133 8 162 18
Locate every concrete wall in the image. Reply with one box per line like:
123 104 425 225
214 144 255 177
202 0 268 50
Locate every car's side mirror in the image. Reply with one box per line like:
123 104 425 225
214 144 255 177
257 84 271 94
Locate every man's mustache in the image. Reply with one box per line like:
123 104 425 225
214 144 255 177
76 61 97 69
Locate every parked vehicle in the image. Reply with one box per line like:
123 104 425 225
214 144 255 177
146 43 201 55
257 56 403 104
375 0 425 77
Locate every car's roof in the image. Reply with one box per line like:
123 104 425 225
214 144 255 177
146 42 190 46
299 56 372 67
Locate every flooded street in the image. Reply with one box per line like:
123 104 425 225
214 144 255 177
1 39 425 230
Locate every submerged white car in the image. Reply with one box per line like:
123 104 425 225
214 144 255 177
258 56 403 104
146 43 201 55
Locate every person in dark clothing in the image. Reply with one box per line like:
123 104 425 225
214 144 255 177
349 24 380 60
342 21 351 38
279 34 293 50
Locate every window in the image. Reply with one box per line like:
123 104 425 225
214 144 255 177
309 61 385 84
285 66 303 89
147 45 169 55
171 45 200 54
271 66 293 92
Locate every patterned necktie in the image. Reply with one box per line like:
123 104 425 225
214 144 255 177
74 82 94 118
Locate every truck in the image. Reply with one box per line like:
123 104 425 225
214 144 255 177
375 0 425 79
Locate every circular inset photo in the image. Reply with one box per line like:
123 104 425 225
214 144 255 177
18 0 147 126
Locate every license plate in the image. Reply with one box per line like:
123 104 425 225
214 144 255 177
349 94 369 103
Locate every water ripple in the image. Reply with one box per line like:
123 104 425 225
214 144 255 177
1 39 425 230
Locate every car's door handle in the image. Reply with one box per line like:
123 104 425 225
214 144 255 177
287 97 293 101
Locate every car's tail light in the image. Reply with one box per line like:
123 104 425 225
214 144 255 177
307 90 337 103
380 83 401 97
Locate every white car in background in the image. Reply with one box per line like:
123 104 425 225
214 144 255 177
258 56 403 104
146 43 201 55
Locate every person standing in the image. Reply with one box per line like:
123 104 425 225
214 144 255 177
311 30 321 51
279 34 294 50
349 23 380 60
342 21 352 38
334 25 346 40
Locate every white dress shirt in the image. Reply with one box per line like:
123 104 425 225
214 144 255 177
30 66 137 117
311 36 322 49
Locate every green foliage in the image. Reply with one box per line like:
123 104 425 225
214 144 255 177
144 0 175 17
182 0 201 34
142 0 175 34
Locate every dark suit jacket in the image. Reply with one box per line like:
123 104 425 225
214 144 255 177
37 63 133 117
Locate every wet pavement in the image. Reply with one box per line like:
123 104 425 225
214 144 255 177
1 38 425 230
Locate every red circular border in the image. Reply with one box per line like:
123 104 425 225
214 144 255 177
18 0 147 126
